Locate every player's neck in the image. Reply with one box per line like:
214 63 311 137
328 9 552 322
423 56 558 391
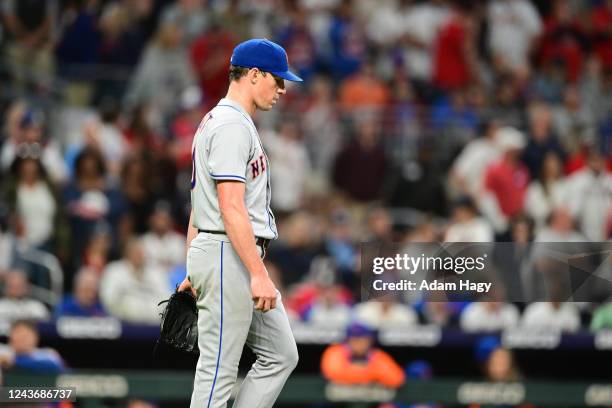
225 86 256 118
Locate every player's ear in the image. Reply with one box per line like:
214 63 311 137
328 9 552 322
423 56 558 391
249 68 259 84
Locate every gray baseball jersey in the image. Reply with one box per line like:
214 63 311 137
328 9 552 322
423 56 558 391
190 97 278 240
187 98 298 408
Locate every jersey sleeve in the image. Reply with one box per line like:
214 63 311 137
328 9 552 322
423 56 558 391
207 122 252 183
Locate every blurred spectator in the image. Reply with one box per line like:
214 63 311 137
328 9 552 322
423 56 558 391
564 148 612 241
264 122 312 214
539 0 587 83
328 0 368 80
269 211 321 287
492 76 525 128
332 114 388 202
87 102 129 182
141 202 184 273
96 1 147 102
323 210 357 278
338 61 390 114
365 207 394 243
302 257 352 327
525 152 567 230
189 24 238 110
552 85 595 156
125 21 196 132
483 346 520 382
0 269 50 322
590 0 612 71
450 119 501 197
284 256 353 327
444 197 494 242
493 215 534 300
487 0 542 75
160 0 208 46
276 7 319 82
480 127 530 233
302 76 342 189
121 155 156 234
55 0 99 82
54 267 106 317
0 320 65 373
169 87 206 171
63 148 126 274
0 108 68 185
385 75 420 164
215 0 251 41
429 90 480 146
522 102 566 179
433 0 478 91
3 157 66 251
521 301 580 332
81 227 112 274
460 291 520 332
122 104 163 155
590 300 612 331
355 296 418 330
321 322 405 387
399 0 450 87
1 0 57 90
100 237 169 323
534 207 585 242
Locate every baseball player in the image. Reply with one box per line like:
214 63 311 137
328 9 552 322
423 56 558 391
177 39 303 408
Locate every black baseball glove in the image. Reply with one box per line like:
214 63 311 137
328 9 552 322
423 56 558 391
157 290 199 354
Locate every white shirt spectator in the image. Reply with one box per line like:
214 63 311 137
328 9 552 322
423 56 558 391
564 168 612 241
355 301 418 329
17 182 56 247
100 260 169 324
451 137 501 196
525 180 567 230
487 0 542 71
141 230 185 274
401 2 450 80
263 126 312 212
521 302 581 332
445 217 494 242
0 140 67 184
460 302 520 332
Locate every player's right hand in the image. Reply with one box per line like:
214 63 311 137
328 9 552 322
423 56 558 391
251 274 277 312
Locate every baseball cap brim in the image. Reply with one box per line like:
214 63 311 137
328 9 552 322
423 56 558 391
271 69 303 82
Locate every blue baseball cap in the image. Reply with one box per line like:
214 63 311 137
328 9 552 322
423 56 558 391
230 39 303 82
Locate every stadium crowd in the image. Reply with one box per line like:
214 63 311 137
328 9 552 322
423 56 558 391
0 0 611 349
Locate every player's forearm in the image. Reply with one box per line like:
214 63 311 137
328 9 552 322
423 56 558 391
220 202 267 278
185 210 198 253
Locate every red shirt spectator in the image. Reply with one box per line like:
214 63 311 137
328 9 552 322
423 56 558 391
590 1 612 70
539 0 586 82
484 159 530 217
190 27 238 111
433 7 475 91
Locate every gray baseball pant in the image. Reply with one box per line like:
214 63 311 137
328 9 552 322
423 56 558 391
187 233 298 408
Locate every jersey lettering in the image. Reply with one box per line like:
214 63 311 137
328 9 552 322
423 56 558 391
251 155 266 179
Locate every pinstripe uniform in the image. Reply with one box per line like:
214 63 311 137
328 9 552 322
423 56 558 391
187 97 298 408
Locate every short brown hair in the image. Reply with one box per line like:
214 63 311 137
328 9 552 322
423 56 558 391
229 65 249 82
